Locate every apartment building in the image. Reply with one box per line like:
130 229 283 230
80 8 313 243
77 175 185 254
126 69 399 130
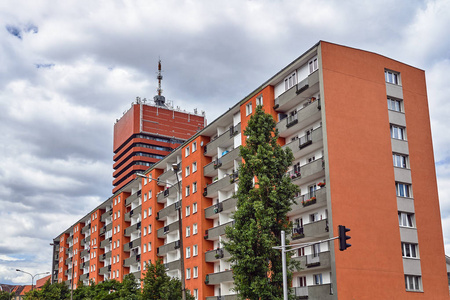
52 41 449 299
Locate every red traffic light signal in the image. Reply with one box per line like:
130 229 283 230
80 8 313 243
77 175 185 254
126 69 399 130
338 225 351 251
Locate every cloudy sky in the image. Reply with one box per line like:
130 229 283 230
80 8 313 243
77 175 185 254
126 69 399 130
1 0 450 285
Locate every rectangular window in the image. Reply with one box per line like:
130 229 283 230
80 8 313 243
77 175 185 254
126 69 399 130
192 162 197 173
192 142 197 152
193 202 198 214
192 182 197 193
148 207 152 216
284 72 297 90
193 289 198 300
246 102 252 116
149 190 152 199
256 95 263 106
313 273 323 285
193 266 198 278
396 182 411 198
144 227 147 236
193 223 198 235
186 206 190 217
402 243 418 258
398 212 414 227
144 193 147 202
148 242 151 251
185 146 190 157
298 276 306 287
186 185 190 197
193 244 198 256
393 154 408 168
185 166 190 177
186 268 191 280
148 225 152 234
405 275 421 291
186 226 191 237
385 70 400 85
391 125 406 140
309 58 318 74
186 247 191 258
388 98 402 112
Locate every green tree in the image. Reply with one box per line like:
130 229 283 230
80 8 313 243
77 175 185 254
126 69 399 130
118 274 140 300
24 280 70 300
224 105 299 300
141 259 193 300
0 290 15 300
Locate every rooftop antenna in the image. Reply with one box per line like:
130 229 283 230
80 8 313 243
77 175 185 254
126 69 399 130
154 58 166 106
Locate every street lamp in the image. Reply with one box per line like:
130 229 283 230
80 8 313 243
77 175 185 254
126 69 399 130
50 243 75 300
137 164 186 300
15 269 50 291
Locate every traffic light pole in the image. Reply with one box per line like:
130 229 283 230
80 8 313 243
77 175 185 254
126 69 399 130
273 226 350 300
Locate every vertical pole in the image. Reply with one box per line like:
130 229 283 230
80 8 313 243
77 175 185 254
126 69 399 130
281 230 288 300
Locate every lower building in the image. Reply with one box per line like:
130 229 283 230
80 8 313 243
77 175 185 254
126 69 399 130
52 41 449 299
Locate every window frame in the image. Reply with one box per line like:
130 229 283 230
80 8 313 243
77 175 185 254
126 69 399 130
385 70 401 85
391 125 406 140
246 102 253 116
393 153 408 169
396 182 411 198
387 97 402 112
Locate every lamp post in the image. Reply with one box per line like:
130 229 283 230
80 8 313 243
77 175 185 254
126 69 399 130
137 164 186 300
50 243 74 300
15 269 50 291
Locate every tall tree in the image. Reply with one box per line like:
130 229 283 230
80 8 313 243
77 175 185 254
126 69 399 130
225 105 298 299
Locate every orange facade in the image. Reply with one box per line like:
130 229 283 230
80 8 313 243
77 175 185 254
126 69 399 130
321 41 448 299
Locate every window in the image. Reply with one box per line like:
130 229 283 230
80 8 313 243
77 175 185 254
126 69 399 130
405 275 421 291
144 177 148 185
313 273 323 285
149 190 152 199
118 225 120 232
393 154 408 168
186 268 191 279
148 225 152 234
193 266 198 278
185 146 190 157
144 210 147 219
186 247 191 258
388 98 402 112
186 185 190 197
256 95 263 106
398 212 414 227
192 162 197 173
193 223 198 235
246 102 252 116
385 70 400 85
144 193 147 202
309 213 319 222
148 207 152 216
144 227 147 236
192 142 197 152
185 166 190 177
192 182 197 193
186 206 190 217
186 226 191 237
402 243 418 258
312 243 320 257
298 276 306 287
193 289 198 300
143 244 147 253
396 182 411 198
193 244 198 256
309 57 318 74
284 72 297 90
117 240 119 247
118 210 120 218
148 242 151 251
193 202 197 214
391 125 406 140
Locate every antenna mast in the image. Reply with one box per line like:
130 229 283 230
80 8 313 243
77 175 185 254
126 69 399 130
154 59 166 106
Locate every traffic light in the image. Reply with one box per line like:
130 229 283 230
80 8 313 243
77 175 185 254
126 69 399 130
338 225 351 251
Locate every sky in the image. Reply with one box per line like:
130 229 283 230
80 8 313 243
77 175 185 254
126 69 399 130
0 0 450 286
